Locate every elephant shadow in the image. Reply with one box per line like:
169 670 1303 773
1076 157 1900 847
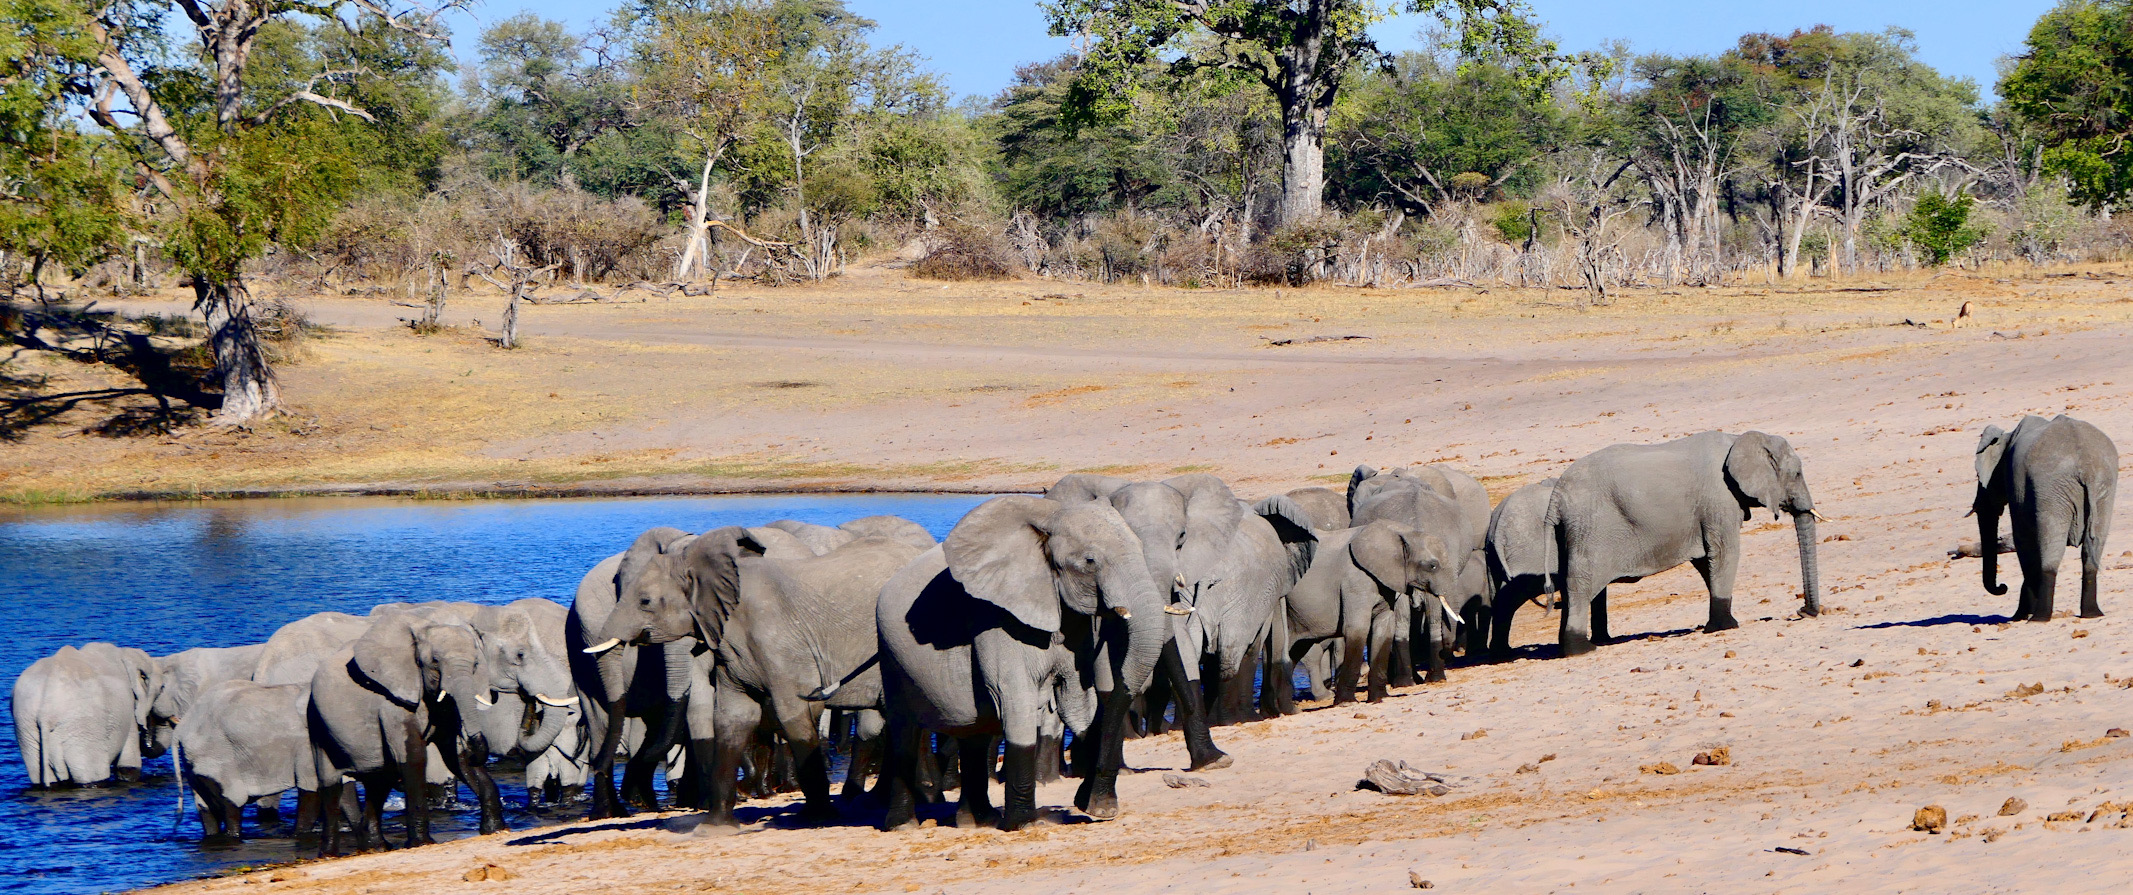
1456 625 1702 665
1856 613 2010 630
504 816 674 847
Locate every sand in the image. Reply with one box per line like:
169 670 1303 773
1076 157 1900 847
13 262 2131 892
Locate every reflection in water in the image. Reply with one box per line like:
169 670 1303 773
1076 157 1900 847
0 493 987 895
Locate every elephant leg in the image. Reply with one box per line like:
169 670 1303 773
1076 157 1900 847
1559 556 1601 657
913 733 945 805
1591 588 1612 644
772 702 837 824
842 734 878 802
194 778 230 839
1211 641 1261 725
622 706 677 811
878 720 922 832
1334 630 1368 705
1489 579 1531 661
1067 715 1098 779
294 789 321 837
587 702 630 820
1462 598 1490 661
706 695 762 826
1694 553 1740 632
1387 632 1417 688
2026 514 2067 621
1033 732 1065 784
1365 611 1395 699
357 771 390 851
1419 599 1448 684
457 744 506 836
1072 687 1132 821
398 723 433 847
316 782 347 857
254 800 282 833
2081 529 2107 618
954 735 999 828
1261 633 1297 717
998 740 1041 832
1160 640 1229 770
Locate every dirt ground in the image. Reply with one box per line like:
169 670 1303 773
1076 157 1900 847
14 262 2133 892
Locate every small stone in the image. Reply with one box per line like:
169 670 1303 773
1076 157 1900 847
1692 747 1732 767
1724 650 1738 658
1408 872 1435 889
2000 797 2028 816
1641 762 1682 776
2107 728 2130 738
1516 763 1540 774
1912 805 1948 833
1719 711 1736 718
1460 728 1487 740
1355 712 1370 719
463 863 514 882
1162 773 1210 788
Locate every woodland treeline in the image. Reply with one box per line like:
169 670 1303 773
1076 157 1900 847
8 1 2133 421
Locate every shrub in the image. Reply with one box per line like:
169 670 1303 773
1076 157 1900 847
1905 192 1990 266
909 225 1013 281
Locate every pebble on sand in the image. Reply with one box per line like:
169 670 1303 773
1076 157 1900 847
1912 805 1948 833
464 863 515 882
2000 797 2028 816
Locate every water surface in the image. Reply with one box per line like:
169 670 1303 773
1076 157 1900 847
0 493 987 894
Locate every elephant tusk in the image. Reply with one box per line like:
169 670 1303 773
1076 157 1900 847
473 691 496 709
534 693 579 708
1810 509 1828 522
1112 606 1133 619
1163 604 1195 616
581 638 621 654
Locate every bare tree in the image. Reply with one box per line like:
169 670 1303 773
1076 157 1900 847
1550 145 1637 305
473 237 559 349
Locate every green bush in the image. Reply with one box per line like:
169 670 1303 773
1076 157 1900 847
1904 192 1990 266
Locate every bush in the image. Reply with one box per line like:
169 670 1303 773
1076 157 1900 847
1904 192 1990 266
909 225 1014 281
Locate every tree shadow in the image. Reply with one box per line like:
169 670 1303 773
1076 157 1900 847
2 298 219 440
1856 613 2009 630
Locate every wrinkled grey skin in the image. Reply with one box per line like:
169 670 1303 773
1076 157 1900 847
588 528 922 825
767 519 858 554
570 530 691 819
149 644 265 754
840 515 939 551
1280 521 1462 702
384 601 581 782
309 614 501 855
13 643 162 787
1547 430 1823 657
176 679 318 840
1973 415 2120 621
877 496 1167 831
505 597 591 805
1483 478 1560 660
253 612 370 687
1347 467 1482 682
1283 487 1351 530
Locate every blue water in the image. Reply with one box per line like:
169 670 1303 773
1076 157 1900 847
0 493 988 894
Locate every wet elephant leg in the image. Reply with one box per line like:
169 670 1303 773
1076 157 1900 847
1072 688 1132 821
998 741 1041 832
877 719 922 832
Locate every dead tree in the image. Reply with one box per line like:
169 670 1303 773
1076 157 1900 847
472 237 559 349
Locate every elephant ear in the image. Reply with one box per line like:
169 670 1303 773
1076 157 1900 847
1166 474 1247 566
1046 473 1130 505
944 495 1064 633
1346 465 1382 517
1350 522 1425 596
683 526 767 648
1974 425 2010 494
1253 495 1320 585
120 648 157 729
1725 431 1787 520
352 614 424 710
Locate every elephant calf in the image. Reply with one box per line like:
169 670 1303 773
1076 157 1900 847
1280 520 1464 703
13 643 162 788
1973 415 2120 620
1547 430 1823 657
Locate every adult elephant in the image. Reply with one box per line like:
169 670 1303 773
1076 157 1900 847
877 496 1167 831
1483 478 1559 660
1346 467 1483 682
309 614 499 855
390 601 582 789
1282 487 1351 531
1973 415 2119 620
177 679 319 840
840 515 939 551
254 612 370 687
1280 520 1464 703
150 644 265 753
570 528 692 819
13 643 162 787
1546 430 1824 657
503 597 591 806
586 529 922 825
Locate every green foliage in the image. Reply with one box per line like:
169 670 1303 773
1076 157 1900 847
165 118 362 281
2002 0 2133 207
1330 51 1564 213
0 0 129 278
1902 192 1989 266
1489 201 1534 244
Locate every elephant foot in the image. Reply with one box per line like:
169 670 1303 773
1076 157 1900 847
1422 670 1447 684
1704 615 1740 633
114 768 142 784
998 806 1043 831
954 804 998 829
880 801 919 832
1559 636 1595 658
1187 751 1233 772
2082 609 2106 619
1073 775 1120 820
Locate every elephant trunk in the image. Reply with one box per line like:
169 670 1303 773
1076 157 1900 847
595 645 634 706
519 695 571 757
1792 511 1822 617
516 646 578 757
591 606 654 705
662 640 698 703
444 670 492 759
1100 565 1166 697
1978 500 2008 596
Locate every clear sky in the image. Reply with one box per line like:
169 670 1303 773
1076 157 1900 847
458 1 2057 102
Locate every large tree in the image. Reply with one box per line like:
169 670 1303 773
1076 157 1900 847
2001 0 2133 208
1043 0 1557 226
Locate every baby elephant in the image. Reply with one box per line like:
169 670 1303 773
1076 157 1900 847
1972 415 2120 620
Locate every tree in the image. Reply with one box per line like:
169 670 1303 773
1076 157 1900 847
1622 52 1765 285
1044 0 1559 226
473 14 633 191
2001 0 2133 208
57 0 458 423
1903 191 1987 266
1331 50 1561 218
0 0 129 294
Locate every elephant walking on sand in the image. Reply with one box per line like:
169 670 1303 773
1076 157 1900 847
13 643 163 787
1546 430 1824 657
1347 466 1485 682
1973 415 2119 620
877 496 1168 831
1280 521 1464 703
1483 478 1559 660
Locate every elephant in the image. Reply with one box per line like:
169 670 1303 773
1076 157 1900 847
586 527 923 825
12 643 163 787
308 613 502 855
1546 430 1824 657
766 519 857 554
1973 415 2120 621
503 597 592 806
839 515 939 551
1482 478 1560 659
570 529 694 818
1282 487 1351 530
1346 466 1484 682
176 679 320 840
876 495 1168 832
384 601 582 790
150 644 266 753
253 612 370 687
1280 520 1465 702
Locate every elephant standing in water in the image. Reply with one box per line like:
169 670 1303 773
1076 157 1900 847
150 644 266 753
13 643 163 787
1483 478 1559 660
1546 430 1824 657
177 679 319 840
1973 415 2119 620
586 527 921 825
877 496 1168 831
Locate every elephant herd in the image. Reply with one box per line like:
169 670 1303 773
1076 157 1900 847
9 415 2117 851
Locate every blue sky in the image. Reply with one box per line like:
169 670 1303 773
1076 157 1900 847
459 1 2056 101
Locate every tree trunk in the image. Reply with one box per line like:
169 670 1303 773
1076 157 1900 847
196 277 281 423
673 153 719 281
501 285 522 350
1278 104 1327 227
